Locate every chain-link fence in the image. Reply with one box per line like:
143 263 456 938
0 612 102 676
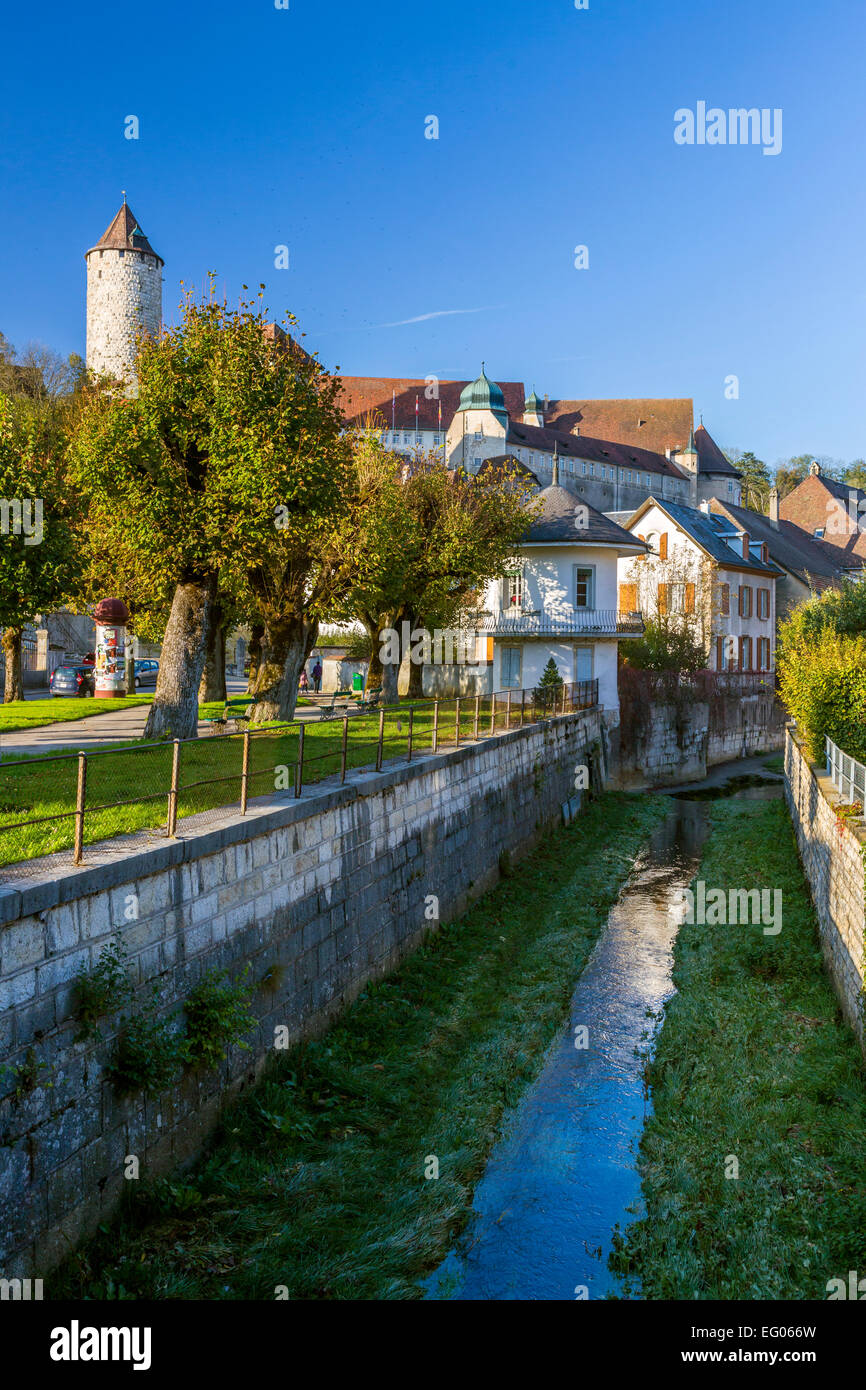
0 679 599 876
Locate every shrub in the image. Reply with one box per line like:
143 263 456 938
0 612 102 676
108 989 183 1096
75 940 134 1041
183 967 256 1069
777 628 866 762
621 619 707 673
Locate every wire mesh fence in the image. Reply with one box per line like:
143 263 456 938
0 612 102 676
0 679 598 875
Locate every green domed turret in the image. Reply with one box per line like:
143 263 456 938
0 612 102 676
456 365 508 424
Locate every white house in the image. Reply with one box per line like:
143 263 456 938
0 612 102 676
473 464 647 721
613 497 781 674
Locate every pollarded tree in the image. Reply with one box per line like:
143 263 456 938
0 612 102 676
69 287 353 736
0 397 80 701
331 442 536 703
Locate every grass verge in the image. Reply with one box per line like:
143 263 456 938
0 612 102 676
0 695 153 734
53 789 667 1301
610 796 866 1299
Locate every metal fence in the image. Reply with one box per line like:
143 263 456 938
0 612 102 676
825 735 866 806
0 679 599 875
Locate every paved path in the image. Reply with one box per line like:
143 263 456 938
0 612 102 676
0 681 335 759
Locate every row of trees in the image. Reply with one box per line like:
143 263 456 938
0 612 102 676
723 448 866 515
0 290 535 733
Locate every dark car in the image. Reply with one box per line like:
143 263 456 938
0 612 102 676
50 664 95 698
133 659 159 690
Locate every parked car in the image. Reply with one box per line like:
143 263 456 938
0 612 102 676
133 659 159 690
50 665 95 698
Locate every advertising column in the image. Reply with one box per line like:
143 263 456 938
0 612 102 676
93 597 131 698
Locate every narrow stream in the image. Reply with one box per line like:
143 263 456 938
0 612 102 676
426 796 713 1301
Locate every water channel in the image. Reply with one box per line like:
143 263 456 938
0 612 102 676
426 780 782 1300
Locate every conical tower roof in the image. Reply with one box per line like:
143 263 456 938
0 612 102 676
87 201 163 263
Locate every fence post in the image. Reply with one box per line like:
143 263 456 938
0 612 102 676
73 752 87 865
341 712 349 784
490 694 496 736
473 694 480 741
432 700 439 753
520 689 526 727
506 691 512 730
407 706 414 762
295 724 305 798
240 729 251 814
376 707 385 771
167 739 180 837
455 697 461 747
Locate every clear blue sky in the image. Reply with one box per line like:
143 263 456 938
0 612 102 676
2 0 864 464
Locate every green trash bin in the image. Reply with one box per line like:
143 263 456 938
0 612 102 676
352 673 364 694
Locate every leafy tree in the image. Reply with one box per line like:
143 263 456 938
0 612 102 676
68 287 353 736
736 451 772 513
773 455 812 500
0 398 80 700
620 618 708 673
332 442 535 703
841 460 866 491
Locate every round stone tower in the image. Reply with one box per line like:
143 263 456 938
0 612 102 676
85 198 163 387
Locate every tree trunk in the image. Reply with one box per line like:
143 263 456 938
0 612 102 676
404 608 425 699
246 622 264 694
248 615 317 723
198 600 227 704
2 627 24 703
144 574 217 740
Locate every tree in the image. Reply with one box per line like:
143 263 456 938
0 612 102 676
534 656 564 707
841 460 866 491
332 442 535 704
620 619 708 673
68 287 353 736
735 451 772 513
0 398 80 701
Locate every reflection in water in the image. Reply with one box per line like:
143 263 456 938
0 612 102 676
426 799 711 1301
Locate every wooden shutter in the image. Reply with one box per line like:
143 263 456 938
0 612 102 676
685 583 695 615
657 583 668 615
720 583 730 616
659 532 669 560
716 635 724 670
619 582 638 613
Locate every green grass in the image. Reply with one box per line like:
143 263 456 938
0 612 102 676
0 697 523 867
52 790 668 1301
762 753 785 775
610 797 866 1299
0 695 153 734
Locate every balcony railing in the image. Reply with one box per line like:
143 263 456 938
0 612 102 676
475 608 644 637
825 736 866 807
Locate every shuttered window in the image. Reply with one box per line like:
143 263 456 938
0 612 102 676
720 582 730 616
619 582 638 613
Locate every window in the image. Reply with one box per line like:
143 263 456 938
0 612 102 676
739 585 752 618
720 582 730 616
589 462 595 476
503 571 524 610
574 565 595 609
728 481 734 495
740 635 753 671
645 531 660 554
658 582 695 615
501 647 522 688
757 637 771 671
813 527 825 538
575 647 593 682
581 461 587 475
757 587 770 620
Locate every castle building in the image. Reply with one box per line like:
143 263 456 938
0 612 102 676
85 199 163 386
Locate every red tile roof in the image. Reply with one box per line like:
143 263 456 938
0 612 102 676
779 472 866 561
694 424 741 477
337 377 526 431
544 398 693 454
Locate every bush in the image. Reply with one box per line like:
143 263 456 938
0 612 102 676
777 628 866 762
621 619 707 673
108 990 183 1096
183 967 256 1069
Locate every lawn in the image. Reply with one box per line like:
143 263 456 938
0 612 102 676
52 790 668 1301
0 695 153 734
610 796 866 1299
0 695 526 868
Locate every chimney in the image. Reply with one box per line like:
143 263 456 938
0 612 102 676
768 487 780 528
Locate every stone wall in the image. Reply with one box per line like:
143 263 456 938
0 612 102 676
0 709 602 1278
616 692 785 788
784 728 865 1052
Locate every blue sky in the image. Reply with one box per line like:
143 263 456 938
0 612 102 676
1 0 864 464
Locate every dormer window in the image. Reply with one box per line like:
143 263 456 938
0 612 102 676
814 527 825 538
